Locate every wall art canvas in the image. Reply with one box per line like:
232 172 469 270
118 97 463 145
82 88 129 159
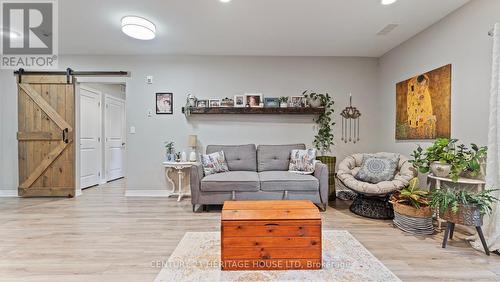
396 64 451 140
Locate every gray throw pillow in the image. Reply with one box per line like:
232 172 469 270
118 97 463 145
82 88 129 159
355 155 399 184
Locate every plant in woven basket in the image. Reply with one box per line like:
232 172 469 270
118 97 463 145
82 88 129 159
391 178 430 209
390 178 434 235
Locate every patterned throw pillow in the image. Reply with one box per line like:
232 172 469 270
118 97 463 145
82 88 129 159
355 155 399 184
288 149 317 174
200 151 229 176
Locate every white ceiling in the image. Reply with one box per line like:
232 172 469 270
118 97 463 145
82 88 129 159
59 0 470 57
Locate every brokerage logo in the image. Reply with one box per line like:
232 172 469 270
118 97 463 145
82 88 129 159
1 0 58 69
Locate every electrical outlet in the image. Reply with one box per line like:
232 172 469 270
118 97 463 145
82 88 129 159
147 110 153 117
146 75 153 84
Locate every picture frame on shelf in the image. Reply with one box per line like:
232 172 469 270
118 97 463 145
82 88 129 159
209 98 221 107
234 95 245 108
156 93 173 114
221 98 234 107
196 100 208 108
290 96 304 108
264 97 280 108
244 93 263 108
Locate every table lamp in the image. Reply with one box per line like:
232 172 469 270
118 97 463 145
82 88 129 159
188 135 197 162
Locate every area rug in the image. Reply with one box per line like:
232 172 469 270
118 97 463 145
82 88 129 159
154 230 400 282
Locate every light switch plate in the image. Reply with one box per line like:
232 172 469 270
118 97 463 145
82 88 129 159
146 76 153 84
130 126 136 134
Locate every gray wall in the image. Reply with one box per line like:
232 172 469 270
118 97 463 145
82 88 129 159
377 0 498 156
0 56 380 192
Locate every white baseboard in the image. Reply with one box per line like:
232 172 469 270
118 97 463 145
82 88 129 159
75 189 82 197
125 189 170 197
0 190 18 197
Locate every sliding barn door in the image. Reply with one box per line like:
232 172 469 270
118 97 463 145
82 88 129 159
17 75 75 197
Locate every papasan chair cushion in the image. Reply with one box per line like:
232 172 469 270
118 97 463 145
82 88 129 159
337 153 416 196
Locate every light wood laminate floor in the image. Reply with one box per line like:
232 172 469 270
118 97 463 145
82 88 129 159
0 179 499 281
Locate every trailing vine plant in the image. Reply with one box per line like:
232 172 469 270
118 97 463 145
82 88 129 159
302 91 335 155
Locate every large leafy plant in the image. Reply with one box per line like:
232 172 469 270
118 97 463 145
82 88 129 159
302 91 335 154
430 187 498 215
410 138 487 181
392 178 430 209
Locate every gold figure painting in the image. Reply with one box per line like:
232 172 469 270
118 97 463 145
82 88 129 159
396 64 451 140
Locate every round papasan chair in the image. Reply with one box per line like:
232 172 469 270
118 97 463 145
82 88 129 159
337 153 417 219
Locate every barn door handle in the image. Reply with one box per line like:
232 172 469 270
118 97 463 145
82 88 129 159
264 223 279 226
62 128 69 144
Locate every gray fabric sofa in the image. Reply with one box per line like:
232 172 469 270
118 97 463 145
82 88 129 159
190 144 328 212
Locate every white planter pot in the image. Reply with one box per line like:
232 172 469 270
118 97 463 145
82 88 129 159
280 103 288 108
430 161 452 178
309 98 322 108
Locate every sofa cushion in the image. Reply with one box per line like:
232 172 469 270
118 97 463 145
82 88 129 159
257 144 306 172
354 154 399 184
206 144 257 171
200 151 229 176
201 171 260 192
258 171 319 191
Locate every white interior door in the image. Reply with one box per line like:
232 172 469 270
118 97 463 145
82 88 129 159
105 96 126 181
80 87 101 188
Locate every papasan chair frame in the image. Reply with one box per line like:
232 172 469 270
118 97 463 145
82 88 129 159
336 153 416 219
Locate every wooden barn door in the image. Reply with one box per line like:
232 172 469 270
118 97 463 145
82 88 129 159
17 75 75 197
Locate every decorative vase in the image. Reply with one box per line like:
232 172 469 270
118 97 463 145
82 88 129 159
442 204 483 226
316 156 336 206
189 151 197 162
280 103 288 108
181 151 187 162
430 161 452 178
166 153 175 162
187 94 196 107
309 98 322 108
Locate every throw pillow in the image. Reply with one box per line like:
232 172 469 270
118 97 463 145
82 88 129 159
355 155 399 184
200 151 229 176
288 149 317 174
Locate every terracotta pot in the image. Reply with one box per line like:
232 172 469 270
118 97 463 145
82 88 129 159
430 161 451 177
441 204 483 226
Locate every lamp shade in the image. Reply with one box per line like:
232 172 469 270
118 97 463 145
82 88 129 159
188 135 197 147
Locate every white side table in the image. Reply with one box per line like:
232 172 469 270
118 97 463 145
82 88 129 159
428 174 486 230
162 162 198 201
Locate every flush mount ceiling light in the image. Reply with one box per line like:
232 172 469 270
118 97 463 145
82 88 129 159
219 0 232 3
121 16 156 40
381 0 397 5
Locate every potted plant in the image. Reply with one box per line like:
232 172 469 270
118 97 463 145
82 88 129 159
279 96 289 108
303 90 322 108
164 141 175 162
390 178 434 235
410 139 488 181
302 91 336 204
456 143 488 180
431 188 498 226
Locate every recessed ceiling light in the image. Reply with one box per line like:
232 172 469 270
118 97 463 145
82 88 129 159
121 16 156 40
219 0 232 3
381 0 397 5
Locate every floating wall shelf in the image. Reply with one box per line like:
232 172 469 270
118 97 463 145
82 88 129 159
182 107 325 115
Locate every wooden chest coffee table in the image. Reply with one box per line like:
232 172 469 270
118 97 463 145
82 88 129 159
221 200 322 271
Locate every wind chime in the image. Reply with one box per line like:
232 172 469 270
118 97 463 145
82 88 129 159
341 93 362 143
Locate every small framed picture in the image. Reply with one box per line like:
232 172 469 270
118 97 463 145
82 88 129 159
264 97 280 108
290 96 304 108
244 93 263 108
234 95 245 108
197 100 208 108
221 98 234 107
209 98 221 107
156 93 173 114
